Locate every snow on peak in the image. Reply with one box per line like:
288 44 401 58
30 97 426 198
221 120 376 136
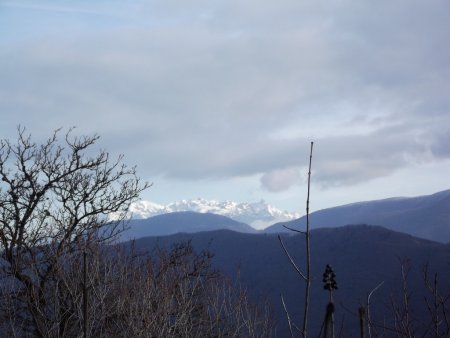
128 198 300 230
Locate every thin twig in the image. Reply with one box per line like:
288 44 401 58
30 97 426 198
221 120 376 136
367 281 384 338
282 224 307 235
278 235 307 281
281 294 294 338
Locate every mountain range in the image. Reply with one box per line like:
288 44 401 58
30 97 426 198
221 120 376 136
112 190 450 335
122 189 450 243
127 198 299 229
266 189 450 243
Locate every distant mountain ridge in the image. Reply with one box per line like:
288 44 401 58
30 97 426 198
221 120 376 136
128 198 299 229
118 211 257 241
120 189 450 243
265 189 450 243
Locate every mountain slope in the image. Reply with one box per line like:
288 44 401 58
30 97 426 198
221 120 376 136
131 225 450 337
265 189 450 242
118 211 256 241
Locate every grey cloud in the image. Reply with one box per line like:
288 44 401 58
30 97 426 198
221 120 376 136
430 129 450 158
313 126 431 187
1 0 450 188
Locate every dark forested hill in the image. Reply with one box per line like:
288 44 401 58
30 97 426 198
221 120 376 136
131 225 450 337
265 189 450 243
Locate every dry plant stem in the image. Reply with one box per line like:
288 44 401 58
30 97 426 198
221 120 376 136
277 142 313 337
278 235 307 281
366 281 384 338
303 141 313 338
281 294 294 338
282 224 307 235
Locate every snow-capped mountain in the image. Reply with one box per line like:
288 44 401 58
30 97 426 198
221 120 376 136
128 199 300 230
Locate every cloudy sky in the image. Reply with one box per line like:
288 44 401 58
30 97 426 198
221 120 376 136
1 0 450 213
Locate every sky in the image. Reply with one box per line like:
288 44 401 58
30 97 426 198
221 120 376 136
1 0 450 214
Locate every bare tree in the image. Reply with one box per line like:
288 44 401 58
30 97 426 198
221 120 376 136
0 127 272 337
0 127 149 336
364 260 450 338
1 238 272 337
423 263 450 338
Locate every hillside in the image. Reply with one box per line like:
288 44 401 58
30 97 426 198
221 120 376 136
118 211 256 241
265 189 450 242
131 225 450 337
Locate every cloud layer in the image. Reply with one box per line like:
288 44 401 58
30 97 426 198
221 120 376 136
1 0 450 195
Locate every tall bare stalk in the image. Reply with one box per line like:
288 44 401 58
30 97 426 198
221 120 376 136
302 141 313 337
279 142 314 337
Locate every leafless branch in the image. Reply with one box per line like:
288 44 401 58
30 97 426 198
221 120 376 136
278 235 307 281
281 293 294 338
366 281 384 338
282 224 307 235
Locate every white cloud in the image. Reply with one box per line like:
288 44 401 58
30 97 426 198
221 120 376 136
261 168 302 192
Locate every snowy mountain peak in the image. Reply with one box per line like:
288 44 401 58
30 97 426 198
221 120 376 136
128 199 300 230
